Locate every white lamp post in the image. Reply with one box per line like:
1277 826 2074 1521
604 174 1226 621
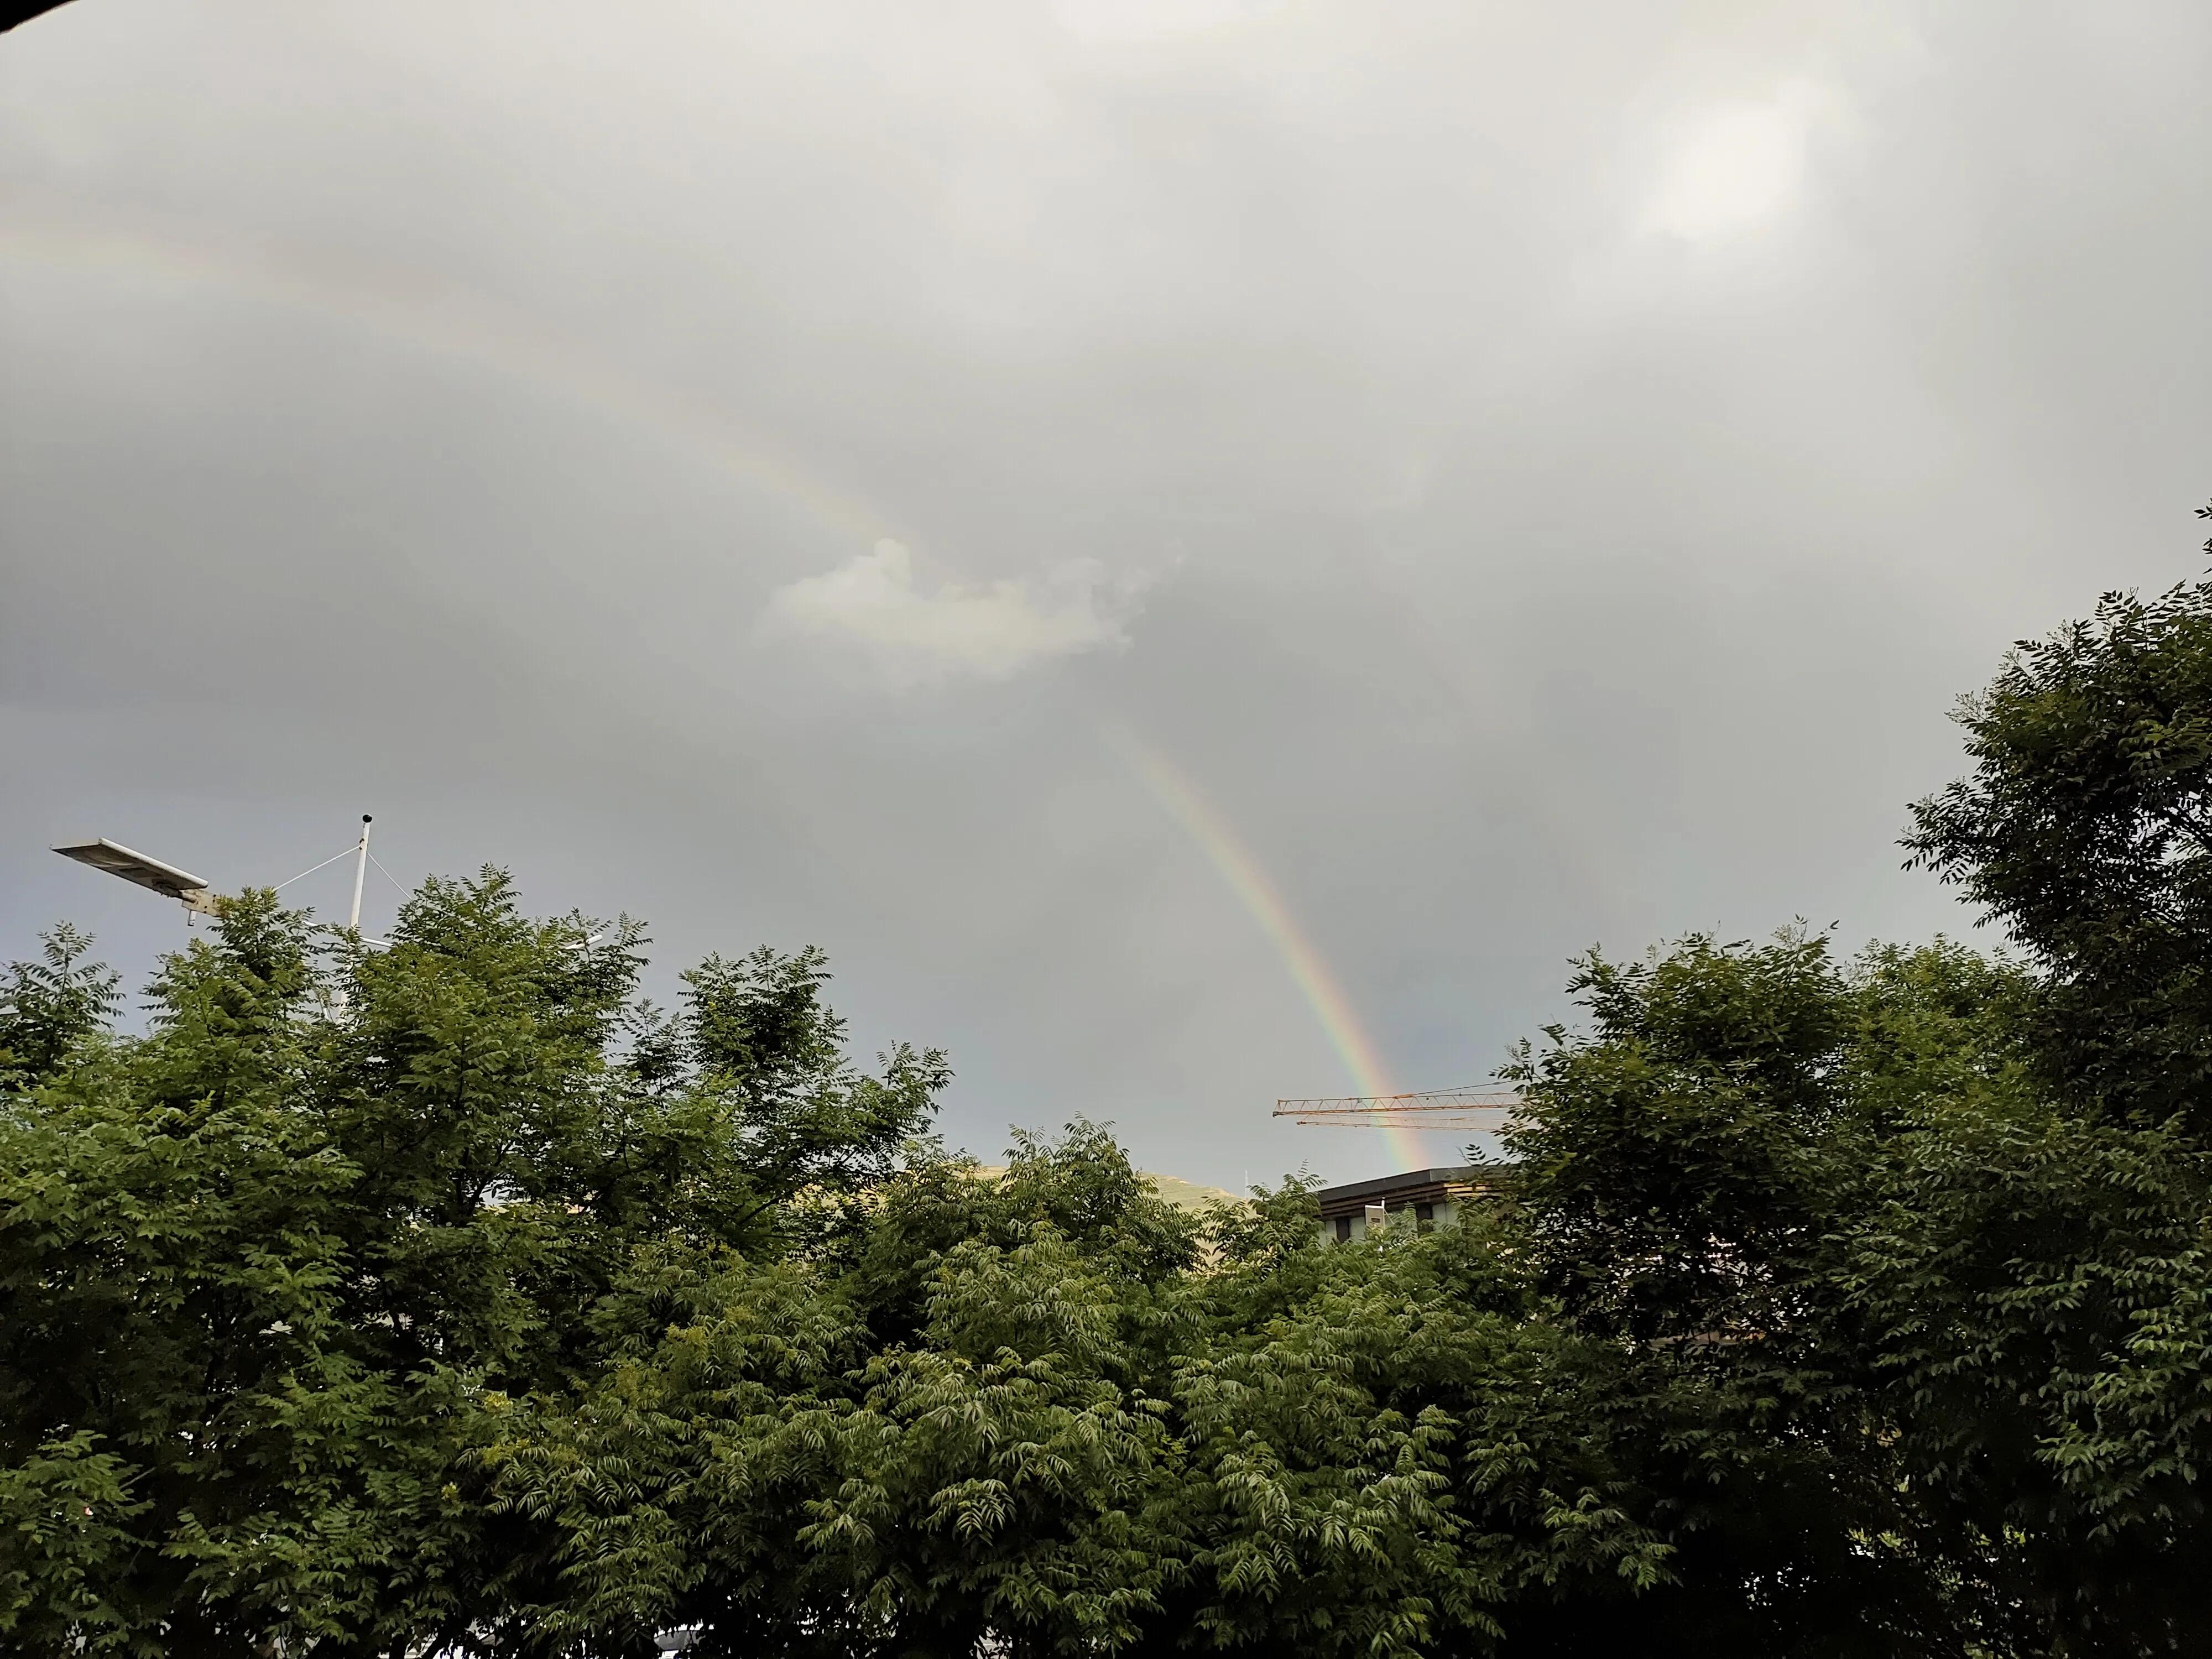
347 815 372 931
54 817 380 930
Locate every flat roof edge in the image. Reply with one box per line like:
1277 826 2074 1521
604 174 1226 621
1312 1166 1485 1206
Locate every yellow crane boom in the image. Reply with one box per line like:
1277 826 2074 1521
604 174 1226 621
1272 1085 1521 1129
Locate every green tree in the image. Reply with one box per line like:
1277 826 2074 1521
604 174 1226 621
0 898 360 1653
17 499 2212 1657
0 923 119 1087
491 1123 1691 1657
0 874 945 1655
1907 503 2212 1124
1500 926 2212 1654
1495 933 2022 1655
1882 504 2212 1651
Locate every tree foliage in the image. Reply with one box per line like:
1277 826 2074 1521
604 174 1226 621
11 505 2212 1652
0 874 941 1655
1907 517 2212 1123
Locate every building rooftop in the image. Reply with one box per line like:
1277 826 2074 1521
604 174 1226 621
1311 1165 1515 1220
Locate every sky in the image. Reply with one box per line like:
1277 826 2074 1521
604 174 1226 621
4 0 2210 1189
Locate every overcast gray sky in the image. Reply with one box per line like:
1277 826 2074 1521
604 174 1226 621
4 0 2209 1187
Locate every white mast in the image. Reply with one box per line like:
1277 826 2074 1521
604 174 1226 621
348 815 373 931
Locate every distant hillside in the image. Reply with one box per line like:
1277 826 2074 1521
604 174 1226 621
1144 1172 1244 1213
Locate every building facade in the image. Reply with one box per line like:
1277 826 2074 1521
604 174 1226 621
1313 1166 1498 1243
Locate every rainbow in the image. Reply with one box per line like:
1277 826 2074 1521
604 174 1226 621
2 207 1440 1171
0 208 892 548
1105 727 1435 1171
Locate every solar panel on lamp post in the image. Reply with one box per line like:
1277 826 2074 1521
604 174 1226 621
53 817 380 933
50 838 221 917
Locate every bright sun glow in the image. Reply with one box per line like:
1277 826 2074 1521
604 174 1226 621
1644 84 1831 240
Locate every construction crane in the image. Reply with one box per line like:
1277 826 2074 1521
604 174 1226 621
1273 1084 1521 1129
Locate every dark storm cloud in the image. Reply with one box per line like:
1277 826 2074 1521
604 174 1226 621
5 0 2210 1185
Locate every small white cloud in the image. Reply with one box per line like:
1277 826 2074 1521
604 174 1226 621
763 541 1143 685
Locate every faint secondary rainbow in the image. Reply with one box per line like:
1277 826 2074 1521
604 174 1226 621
1104 726 1433 1170
0 209 892 549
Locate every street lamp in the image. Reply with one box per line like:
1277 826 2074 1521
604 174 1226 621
50 838 220 917
53 817 377 927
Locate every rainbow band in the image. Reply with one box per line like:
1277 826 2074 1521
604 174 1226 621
3 210 1436 1172
1106 727 1431 1171
0 212 891 547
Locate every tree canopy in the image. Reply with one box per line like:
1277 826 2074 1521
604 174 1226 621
9 505 2212 1653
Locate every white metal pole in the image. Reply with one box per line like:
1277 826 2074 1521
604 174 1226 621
348 815 373 931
